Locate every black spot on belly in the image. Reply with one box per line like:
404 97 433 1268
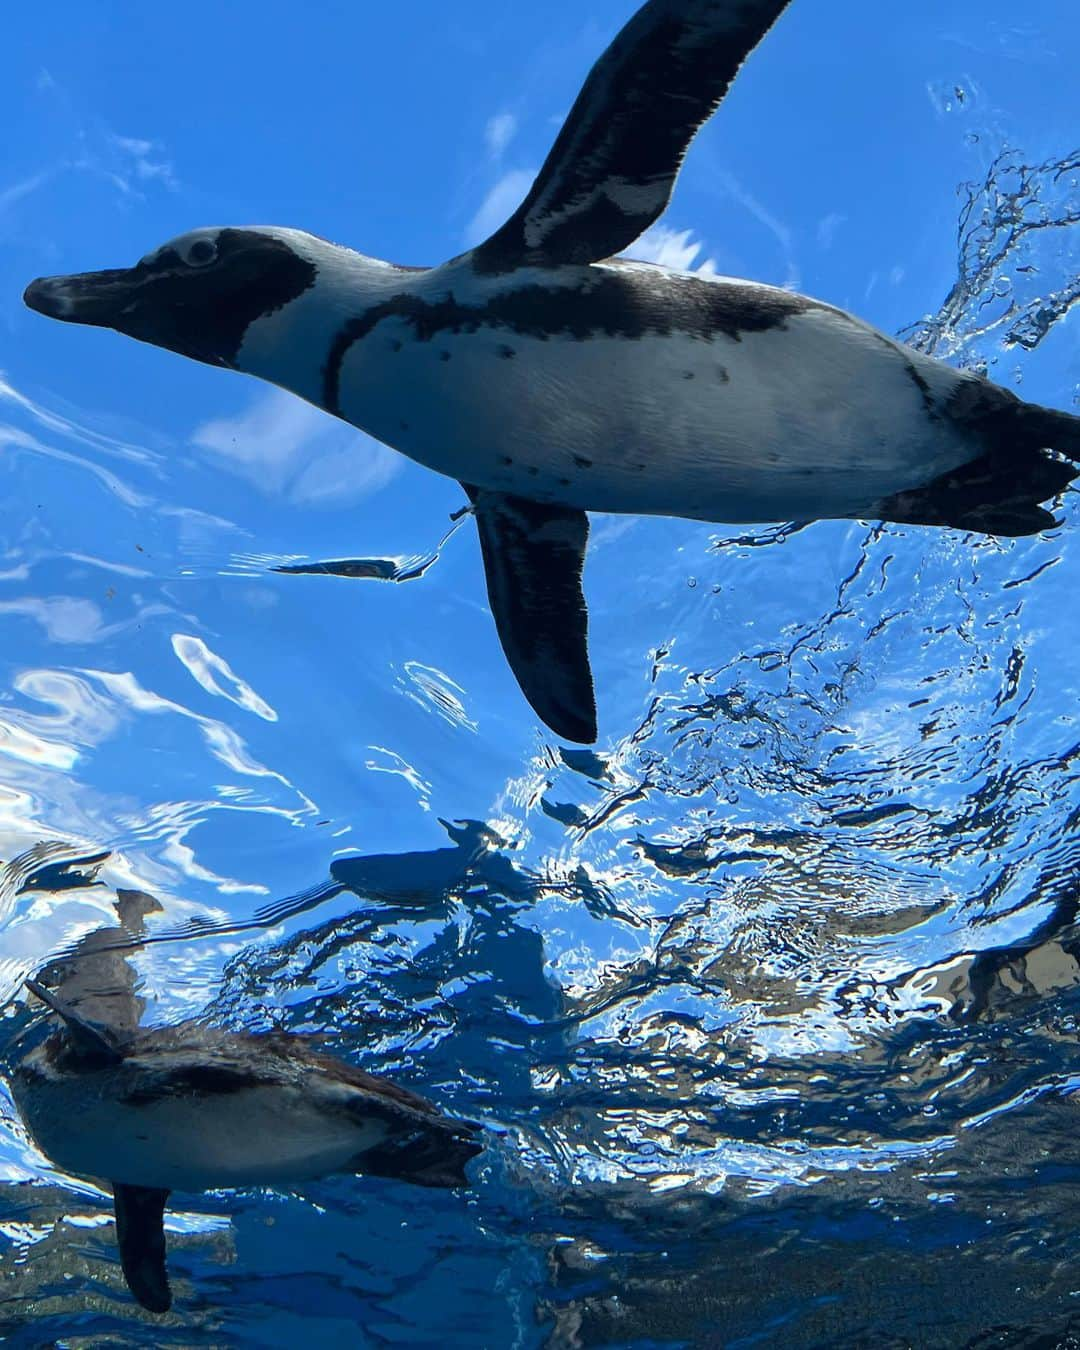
388 338 403 352
497 343 516 359
439 350 452 361
527 466 540 476
399 420 409 431
572 454 593 469
716 366 730 383
558 476 571 486
683 371 695 380
498 454 513 465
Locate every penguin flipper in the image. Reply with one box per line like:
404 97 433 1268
463 486 596 743
113 1182 172 1313
468 0 791 271
24 978 125 1063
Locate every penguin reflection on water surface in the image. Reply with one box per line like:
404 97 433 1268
8 895 481 1313
24 0 1080 743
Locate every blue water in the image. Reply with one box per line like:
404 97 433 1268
2 5 1080 1346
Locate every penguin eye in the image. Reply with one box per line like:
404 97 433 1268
185 239 218 267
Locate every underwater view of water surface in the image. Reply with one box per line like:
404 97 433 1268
2 1 1080 1345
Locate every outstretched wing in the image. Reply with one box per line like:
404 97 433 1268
470 0 792 272
464 486 596 744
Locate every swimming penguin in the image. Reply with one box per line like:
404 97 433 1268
10 973 481 1312
23 0 1080 744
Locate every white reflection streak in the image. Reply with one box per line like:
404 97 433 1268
0 423 151 509
365 746 432 807
0 718 77 772
0 663 309 897
82 668 311 806
11 671 118 753
0 170 52 215
0 596 104 644
0 373 161 468
171 634 277 722
401 661 478 733
65 553 152 579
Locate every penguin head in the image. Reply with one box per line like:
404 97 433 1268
24 227 318 368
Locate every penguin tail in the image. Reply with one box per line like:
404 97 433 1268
875 387 1080 537
354 1124 483 1189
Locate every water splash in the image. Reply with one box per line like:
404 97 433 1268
901 143 1080 368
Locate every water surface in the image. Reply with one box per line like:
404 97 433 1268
1 4 1079 1345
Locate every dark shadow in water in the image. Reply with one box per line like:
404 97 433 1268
204 818 573 1129
270 503 471 586
11 848 111 895
272 555 436 582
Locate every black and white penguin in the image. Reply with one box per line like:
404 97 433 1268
23 0 1080 743
10 961 480 1313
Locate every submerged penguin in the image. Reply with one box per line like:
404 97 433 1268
23 0 1080 743
10 926 480 1312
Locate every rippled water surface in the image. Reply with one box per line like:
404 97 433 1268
2 4 1080 1346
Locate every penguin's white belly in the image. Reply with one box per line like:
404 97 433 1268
21 1081 384 1191
337 307 974 522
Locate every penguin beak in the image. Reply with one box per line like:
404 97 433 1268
23 269 137 328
